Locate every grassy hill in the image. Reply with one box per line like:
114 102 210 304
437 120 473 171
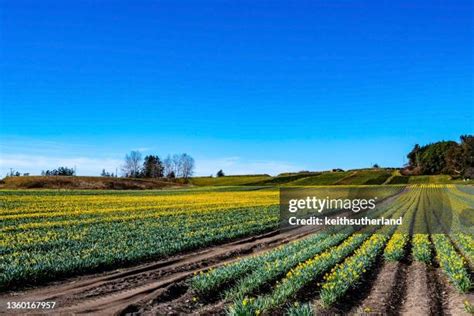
407 175 453 184
2 170 470 190
251 172 320 185
335 170 392 185
190 170 395 187
288 172 349 185
1 176 181 190
189 174 271 186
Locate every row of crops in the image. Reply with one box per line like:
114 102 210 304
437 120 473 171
0 189 280 289
188 185 473 315
1 184 472 314
0 186 402 290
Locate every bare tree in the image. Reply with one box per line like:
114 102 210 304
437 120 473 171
122 151 142 177
180 153 195 179
163 155 173 178
172 154 182 178
160 153 195 179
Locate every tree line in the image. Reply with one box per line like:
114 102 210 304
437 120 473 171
406 135 473 178
121 151 195 179
41 167 76 176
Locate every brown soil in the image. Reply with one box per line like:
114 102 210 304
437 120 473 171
398 261 440 316
1 176 182 190
0 226 316 315
2 189 470 316
435 268 474 316
351 261 404 315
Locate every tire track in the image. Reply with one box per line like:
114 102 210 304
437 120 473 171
0 189 407 315
0 226 317 315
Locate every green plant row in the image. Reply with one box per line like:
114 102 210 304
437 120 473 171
226 187 418 315
412 234 432 263
228 233 369 315
225 231 352 301
320 233 389 306
383 197 417 261
190 232 330 297
383 233 409 261
318 190 420 307
192 188 406 299
431 234 471 293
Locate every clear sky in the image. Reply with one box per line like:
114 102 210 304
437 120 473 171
1 0 473 176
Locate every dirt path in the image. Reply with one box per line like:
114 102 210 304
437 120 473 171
0 226 317 315
435 268 474 316
352 259 473 316
400 262 442 315
350 261 405 315
397 261 474 316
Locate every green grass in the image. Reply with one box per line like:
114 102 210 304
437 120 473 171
408 175 452 184
288 172 349 185
190 175 271 186
387 175 410 184
251 173 320 185
6 170 465 190
335 170 392 185
191 170 459 187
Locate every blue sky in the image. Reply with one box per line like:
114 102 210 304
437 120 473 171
0 0 472 176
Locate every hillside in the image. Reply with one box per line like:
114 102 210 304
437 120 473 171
284 170 392 186
1 176 182 190
191 169 471 186
252 172 320 185
190 174 271 186
2 170 470 190
286 172 348 185
335 169 392 185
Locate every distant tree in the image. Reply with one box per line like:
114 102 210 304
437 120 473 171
373 164 380 169
163 155 173 178
464 167 474 179
460 135 474 177
445 145 463 174
41 167 75 176
7 169 19 177
420 141 458 174
406 138 471 175
172 154 182 177
6 169 21 177
56 167 75 176
143 155 164 178
180 153 195 179
122 151 142 177
407 144 421 168
217 169 225 177
155 153 195 179
101 169 113 177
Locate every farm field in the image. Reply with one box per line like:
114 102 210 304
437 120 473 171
2 169 470 190
190 175 272 186
0 185 473 315
0 188 280 290
189 170 469 187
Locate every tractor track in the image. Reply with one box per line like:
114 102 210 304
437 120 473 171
0 225 318 315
